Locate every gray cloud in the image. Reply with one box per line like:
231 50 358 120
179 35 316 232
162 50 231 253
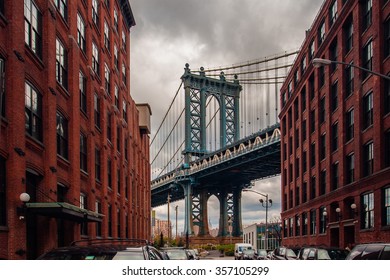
130 0 323 235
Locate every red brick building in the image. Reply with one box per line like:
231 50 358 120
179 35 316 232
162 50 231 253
280 0 390 249
0 0 152 259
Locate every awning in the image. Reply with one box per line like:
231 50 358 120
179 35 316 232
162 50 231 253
25 202 104 223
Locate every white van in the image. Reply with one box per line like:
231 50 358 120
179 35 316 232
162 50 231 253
234 243 253 260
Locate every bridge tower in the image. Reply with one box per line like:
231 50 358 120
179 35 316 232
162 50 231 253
179 64 243 239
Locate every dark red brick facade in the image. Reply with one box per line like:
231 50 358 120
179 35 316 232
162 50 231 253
0 0 151 259
280 0 390 249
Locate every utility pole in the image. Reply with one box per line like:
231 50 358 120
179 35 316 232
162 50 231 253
175 205 178 239
167 193 171 245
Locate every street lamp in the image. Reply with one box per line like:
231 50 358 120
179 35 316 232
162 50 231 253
312 58 390 81
243 188 272 250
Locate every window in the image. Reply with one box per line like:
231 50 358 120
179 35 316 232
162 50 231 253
331 81 338 111
24 0 42 57
344 17 353 54
0 0 4 14
385 18 390 58
294 71 299 86
386 130 390 167
54 0 67 20
92 42 99 75
362 0 372 32
294 99 299 121
302 182 307 203
117 126 121 152
107 112 112 141
122 30 126 50
303 151 307 173
346 153 355 184
318 65 325 88
94 93 100 128
122 62 127 86
114 44 119 70
123 100 127 121
79 71 86 113
362 192 374 229
95 200 102 236
385 77 390 114
332 162 339 190
362 40 373 80
104 0 110 8
318 20 325 45
107 158 112 188
0 57 4 117
345 63 354 97
295 128 299 149
124 138 128 161
108 204 112 237
301 56 306 75
117 208 121 237
289 217 294 237
320 134 326 160
309 40 315 60
0 156 6 226
80 133 87 172
310 176 316 199
114 85 119 108
302 212 308 235
104 63 110 94
80 193 88 235
311 143 316 168
309 74 315 100
114 8 119 32
329 1 337 26
363 92 373 129
383 187 390 226
56 38 67 89
302 119 307 142
117 170 121 195
329 39 338 73
301 87 306 111
77 13 86 53
95 147 101 181
310 109 316 133
310 209 317 235
104 20 110 50
320 206 327 234
320 170 326 196
332 122 338 152
92 0 99 26
295 186 300 206
320 97 325 124
25 82 42 141
363 141 374 177
346 108 354 141
56 111 68 159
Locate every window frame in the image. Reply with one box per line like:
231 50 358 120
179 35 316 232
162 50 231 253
79 70 87 113
77 13 86 53
361 192 374 229
56 38 68 90
80 132 87 172
363 141 374 177
24 0 42 58
56 111 68 159
363 91 373 130
25 81 42 141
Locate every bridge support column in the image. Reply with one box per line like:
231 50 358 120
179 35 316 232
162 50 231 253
218 191 229 237
232 188 243 237
182 182 193 245
198 190 209 236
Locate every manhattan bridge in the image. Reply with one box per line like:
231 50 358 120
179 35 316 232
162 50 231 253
150 50 297 243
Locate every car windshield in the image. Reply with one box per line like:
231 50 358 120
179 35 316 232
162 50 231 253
113 251 145 260
317 249 331 260
258 250 267 256
165 250 188 260
286 249 297 258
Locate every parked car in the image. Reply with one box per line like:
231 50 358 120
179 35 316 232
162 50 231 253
255 249 268 260
239 248 256 260
160 247 193 260
37 238 164 260
186 249 200 260
346 243 390 260
270 247 297 260
234 243 253 260
297 247 348 260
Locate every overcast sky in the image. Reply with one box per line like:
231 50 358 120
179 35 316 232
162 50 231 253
129 0 324 235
